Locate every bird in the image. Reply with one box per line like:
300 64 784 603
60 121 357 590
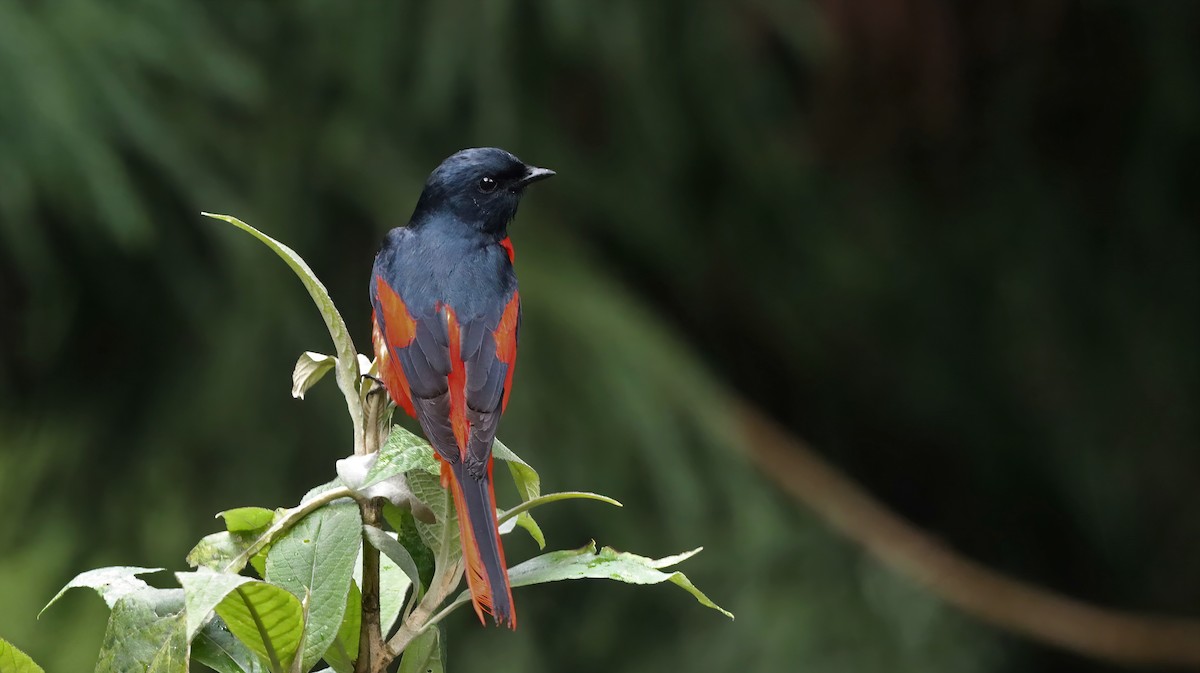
369 147 554 629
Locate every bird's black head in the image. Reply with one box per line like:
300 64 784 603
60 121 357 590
411 147 554 234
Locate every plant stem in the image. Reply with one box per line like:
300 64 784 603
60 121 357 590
374 488 463 673
355 388 390 673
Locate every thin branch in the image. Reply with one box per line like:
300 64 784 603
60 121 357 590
734 398 1200 668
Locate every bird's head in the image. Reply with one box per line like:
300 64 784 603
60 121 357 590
412 147 555 234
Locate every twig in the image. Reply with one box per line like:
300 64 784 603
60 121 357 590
734 398 1200 668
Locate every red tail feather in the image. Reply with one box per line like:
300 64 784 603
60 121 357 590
441 459 516 628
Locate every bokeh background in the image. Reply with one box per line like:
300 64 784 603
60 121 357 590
1 1 1198 671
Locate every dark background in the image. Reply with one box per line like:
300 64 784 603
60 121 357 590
1 1 1197 671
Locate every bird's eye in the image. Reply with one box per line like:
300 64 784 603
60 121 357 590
477 176 498 193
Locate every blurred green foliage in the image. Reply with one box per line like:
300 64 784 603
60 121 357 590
0 1 1196 672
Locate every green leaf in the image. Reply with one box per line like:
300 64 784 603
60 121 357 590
219 507 279 533
292 351 335 400
177 569 254 639
203 212 363 445
406 470 457 555
362 426 439 489
363 525 423 603
493 439 544 548
0 636 45 673
187 531 260 573
214 582 305 673
396 626 444 673
321 582 360 673
353 531 412 636
94 590 189 673
193 618 267 673
41 566 164 616
383 504 436 589
265 499 361 672
506 542 733 619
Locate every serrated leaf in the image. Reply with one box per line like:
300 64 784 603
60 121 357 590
353 532 411 636
219 507 279 533
292 351 335 400
396 626 444 673
215 582 305 673
505 542 733 619
177 569 255 639
94 591 188 673
194 618 267 673
41 566 164 616
203 212 362 445
361 426 439 490
265 500 361 671
321 582 360 673
0 636 45 673
406 470 457 555
494 439 545 548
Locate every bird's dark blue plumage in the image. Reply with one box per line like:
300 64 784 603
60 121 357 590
369 147 553 629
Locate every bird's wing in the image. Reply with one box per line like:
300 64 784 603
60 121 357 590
371 274 519 466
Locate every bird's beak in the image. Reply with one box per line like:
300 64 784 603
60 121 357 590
517 166 556 187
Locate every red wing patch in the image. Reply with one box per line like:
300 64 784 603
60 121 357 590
445 306 469 456
372 276 418 418
494 292 520 412
375 276 416 348
499 237 515 264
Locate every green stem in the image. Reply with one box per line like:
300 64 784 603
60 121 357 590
498 491 622 526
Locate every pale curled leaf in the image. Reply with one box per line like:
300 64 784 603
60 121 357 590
41 566 164 617
0 636 45 673
264 500 361 672
292 351 335 400
203 212 362 445
215 582 305 673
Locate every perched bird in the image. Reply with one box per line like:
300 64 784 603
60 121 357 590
369 148 554 628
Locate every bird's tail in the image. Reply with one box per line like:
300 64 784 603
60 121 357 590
442 457 516 628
